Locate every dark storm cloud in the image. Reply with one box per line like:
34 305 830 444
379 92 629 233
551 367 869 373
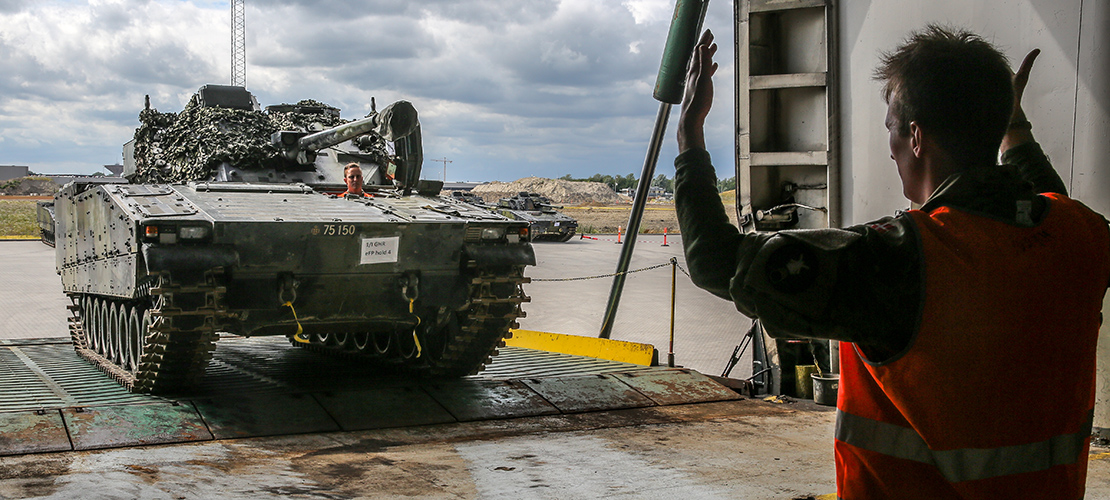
250 15 432 68
0 38 84 103
81 106 144 126
0 0 25 14
493 14 660 87
90 1 134 31
104 40 221 87
0 32 215 104
415 0 559 26
279 1 661 119
248 0 409 19
250 0 558 27
325 57 508 105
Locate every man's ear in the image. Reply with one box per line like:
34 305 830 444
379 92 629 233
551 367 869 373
908 121 924 158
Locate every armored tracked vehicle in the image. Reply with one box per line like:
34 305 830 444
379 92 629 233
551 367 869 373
449 190 487 206
495 192 578 242
51 85 534 393
36 200 55 247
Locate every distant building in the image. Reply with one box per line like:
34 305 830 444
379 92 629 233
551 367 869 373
620 185 669 201
0 165 30 182
13 164 124 187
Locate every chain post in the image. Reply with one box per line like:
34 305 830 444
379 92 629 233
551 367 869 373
669 257 677 367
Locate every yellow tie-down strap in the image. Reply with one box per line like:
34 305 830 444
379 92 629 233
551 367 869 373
505 330 658 366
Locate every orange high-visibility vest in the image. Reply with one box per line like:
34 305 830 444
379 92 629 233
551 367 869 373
836 194 1110 499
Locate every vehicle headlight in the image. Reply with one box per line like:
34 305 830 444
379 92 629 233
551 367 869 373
481 227 505 240
179 226 210 240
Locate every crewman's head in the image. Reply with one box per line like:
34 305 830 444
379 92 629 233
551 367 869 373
875 25 1013 201
344 163 364 194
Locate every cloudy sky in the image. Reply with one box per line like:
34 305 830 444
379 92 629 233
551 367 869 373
0 0 736 182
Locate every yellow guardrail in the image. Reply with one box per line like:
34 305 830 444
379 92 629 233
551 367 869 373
506 329 657 366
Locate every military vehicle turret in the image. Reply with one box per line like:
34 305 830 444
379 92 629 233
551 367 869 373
495 192 578 242
51 85 534 393
449 190 487 206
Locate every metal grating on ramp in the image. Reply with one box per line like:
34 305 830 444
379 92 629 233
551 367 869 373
0 341 157 413
0 336 741 456
477 346 655 379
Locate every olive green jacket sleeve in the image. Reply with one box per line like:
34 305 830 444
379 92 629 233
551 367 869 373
674 149 920 361
1000 142 1066 196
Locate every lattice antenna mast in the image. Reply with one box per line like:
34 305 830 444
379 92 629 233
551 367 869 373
231 0 246 87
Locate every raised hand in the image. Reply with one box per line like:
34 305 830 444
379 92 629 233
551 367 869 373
678 29 718 153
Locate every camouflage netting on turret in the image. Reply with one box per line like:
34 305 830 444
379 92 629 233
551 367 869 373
131 96 351 184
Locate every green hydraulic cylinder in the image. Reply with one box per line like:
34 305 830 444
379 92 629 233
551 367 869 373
653 0 712 104
599 0 709 339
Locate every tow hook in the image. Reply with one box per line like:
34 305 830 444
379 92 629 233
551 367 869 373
399 273 420 302
399 273 422 358
278 274 307 343
278 273 300 304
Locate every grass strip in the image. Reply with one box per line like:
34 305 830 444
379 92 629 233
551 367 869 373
0 199 39 238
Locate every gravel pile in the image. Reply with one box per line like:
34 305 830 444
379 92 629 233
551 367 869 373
470 177 628 206
0 177 59 196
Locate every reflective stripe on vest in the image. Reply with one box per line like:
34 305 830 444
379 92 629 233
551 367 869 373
836 409 1093 483
836 194 1110 498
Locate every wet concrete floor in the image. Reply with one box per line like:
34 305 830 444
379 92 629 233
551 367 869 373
0 399 838 499
5 239 1110 498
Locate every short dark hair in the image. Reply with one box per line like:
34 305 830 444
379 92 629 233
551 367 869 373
344 162 361 175
875 24 1013 166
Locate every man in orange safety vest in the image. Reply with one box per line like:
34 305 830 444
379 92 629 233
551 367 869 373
674 25 1110 498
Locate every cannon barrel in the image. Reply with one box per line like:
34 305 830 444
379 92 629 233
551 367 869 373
296 114 377 153
295 100 419 154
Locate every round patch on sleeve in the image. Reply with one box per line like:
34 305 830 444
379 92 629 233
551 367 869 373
765 243 819 293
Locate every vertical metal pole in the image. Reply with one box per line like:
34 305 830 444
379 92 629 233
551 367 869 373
669 257 677 367
598 102 671 339
599 0 708 339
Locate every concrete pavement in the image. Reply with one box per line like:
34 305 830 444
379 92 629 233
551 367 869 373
5 238 1110 499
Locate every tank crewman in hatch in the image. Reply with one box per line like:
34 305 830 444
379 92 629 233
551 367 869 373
674 26 1110 498
340 162 371 197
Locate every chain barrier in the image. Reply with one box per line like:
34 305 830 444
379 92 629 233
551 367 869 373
531 258 692 282
675 261 692 279
529 256 699 371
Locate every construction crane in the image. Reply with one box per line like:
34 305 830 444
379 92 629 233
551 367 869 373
231 0 246 87
430 157 452 182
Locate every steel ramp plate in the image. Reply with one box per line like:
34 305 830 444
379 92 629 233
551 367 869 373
0 410 71 456
520 374 655 413
192 393 340 440
63 403 213 451
423 379 560 422
613 369 743 406
0 337 747 455
313 385 456 431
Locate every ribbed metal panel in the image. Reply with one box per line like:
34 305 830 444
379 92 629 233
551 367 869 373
22 345 155 408
0 344 156 413
477 347 655 380
186 190 400 222
0 348 64 411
